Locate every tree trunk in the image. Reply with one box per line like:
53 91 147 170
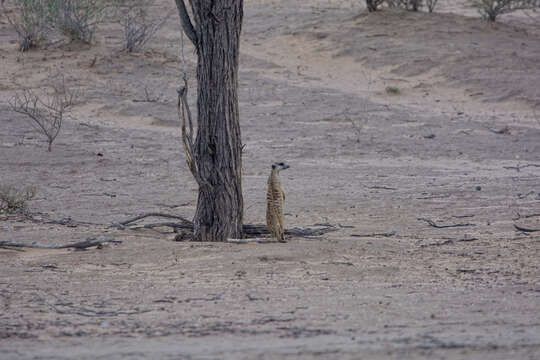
175 0 244 241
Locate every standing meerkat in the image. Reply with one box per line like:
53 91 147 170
266 162 289 242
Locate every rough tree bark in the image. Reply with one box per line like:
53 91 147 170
174 0 244 241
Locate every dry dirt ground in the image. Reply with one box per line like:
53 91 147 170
1 0 540 359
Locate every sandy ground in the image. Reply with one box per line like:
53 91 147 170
1 0 540 359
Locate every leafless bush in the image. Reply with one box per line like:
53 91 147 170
473 0 539 21
366 0 385 11
1 0 52 51
9 77 76 152
0 185 36 214
119 5 168 52
49 0 105 42
133 83 164 103
387 0 423 11
425 0 439 12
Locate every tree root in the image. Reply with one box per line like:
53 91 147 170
113 212 339 239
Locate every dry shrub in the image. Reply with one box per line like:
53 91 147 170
0 185 36 214
425 0 439 12
9 76 76 152
1 0 52 51
473 0 539 21
119 4 168 52
2 0 105 50
365 0 441 12
387 0 423 10
366 0 386 11
49 0 105 43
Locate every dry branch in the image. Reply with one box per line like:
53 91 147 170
115 212 192 228
420 237 478 248
0 235 119 250
350 231 396 238
514 224 540 233
503 164 540 172
514 212 540 220
417 217 475 229
50 304 150 317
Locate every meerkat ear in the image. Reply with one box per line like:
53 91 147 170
272 164 276 169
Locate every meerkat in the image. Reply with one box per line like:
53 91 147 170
266 162 289 242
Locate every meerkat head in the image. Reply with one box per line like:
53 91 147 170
272 162 290 172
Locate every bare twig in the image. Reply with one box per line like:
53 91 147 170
49 303 150 317
517 191 536 199
417 194 451 200
115 212 192 228
350 231 396 238
514 212 540 220
503 164 540 172
0 235 119 250
453 214 475 219
177 68 207 189
326 261 354 266
417 217 475 228
420 236 478 247
367 185 397 190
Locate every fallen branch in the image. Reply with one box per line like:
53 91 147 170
350 231 396 238
416 194 451 200
417 218 475 229
420 237 478 248
514 212 540 220
517 191 536 199
514 224 540 233
503 164 540 172
453 214 475 219
0 235 119 250
420 239 453 247
326 261 354 266
367 185 397 190
50 304 150 317
113 212 193 229
129 222 190 230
